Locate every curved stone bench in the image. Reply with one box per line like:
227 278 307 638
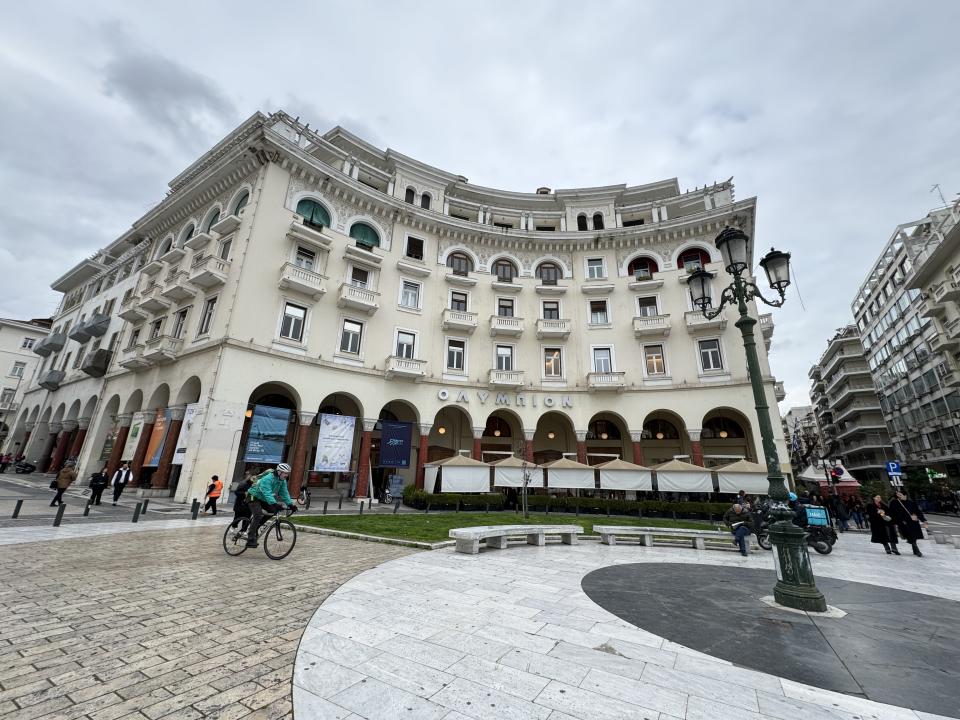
593 525 760 551
449 524 584 554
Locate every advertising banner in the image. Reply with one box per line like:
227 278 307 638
99 421 118 462
244 405 291 463
143 409 171 468
378 421 412 468
172 403 200 466
314 414 355 472
121 415 145 461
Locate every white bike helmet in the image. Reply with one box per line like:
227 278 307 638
276 463 292 474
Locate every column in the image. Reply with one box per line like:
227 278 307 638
523 429 535 463
130 411 156 485
354 418 377 498
107 414 132 476
21 422 34 458
51 421 76 472
630 431 645 466
615 209 623 228
472 427 485 461
152 406 186 489
68 417 90 460
415 423 431 490
575 431 588 465
39 424 60 472
688 429 704 466
289 411 316 498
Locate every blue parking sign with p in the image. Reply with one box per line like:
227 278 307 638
886 461 902 476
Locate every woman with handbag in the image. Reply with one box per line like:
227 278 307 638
865 494 900 555
888 490 927 557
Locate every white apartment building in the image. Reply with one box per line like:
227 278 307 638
0 318 50 451
10 110 789 502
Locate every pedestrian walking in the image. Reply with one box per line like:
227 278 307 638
829 494 849 532
231 474 255 530
888 490 928 557
203 475 223 515
111 463 133 505
848 497 865 530
88 465 109 506
0 453 10 473
866 494 900 555
50 461 77 506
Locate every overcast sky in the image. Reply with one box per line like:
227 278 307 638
1 1 958 409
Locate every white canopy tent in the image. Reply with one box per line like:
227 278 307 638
542 457 596 489
491 455 543 488
797 463 861 492
653 459 713 493
715 459 785 495
424 454 490 493
596 458 653 491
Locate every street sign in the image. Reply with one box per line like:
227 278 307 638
890 476 904 488
886 461 902 476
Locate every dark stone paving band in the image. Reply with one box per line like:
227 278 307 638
581 563 960 718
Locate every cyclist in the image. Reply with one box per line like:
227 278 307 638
245 463 295 548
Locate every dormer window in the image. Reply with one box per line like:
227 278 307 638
405 187 415 204
420 193 431 210
592 213 604 230
577 214 589 231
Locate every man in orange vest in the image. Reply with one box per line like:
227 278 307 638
203 475 223 515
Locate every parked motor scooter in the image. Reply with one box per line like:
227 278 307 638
753 500 835 554
14 460 36 474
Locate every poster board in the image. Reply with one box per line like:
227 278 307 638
172 403 200 466
314 414 356 472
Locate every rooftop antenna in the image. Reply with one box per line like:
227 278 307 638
931 184 947 206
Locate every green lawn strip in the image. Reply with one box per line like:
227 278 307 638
294 512 716 544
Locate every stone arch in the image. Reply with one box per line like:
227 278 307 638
671 241 720 269
586 411 629 465
88 394 121 474
345 215 387 247
40 406 53 424
317 391 363 420
202 205 223 233
701 407 756 466
533 255 572 279
156 236 174 259
641 409 690 465
479 408 523 462
533 410 576 465
51 403 67 424
247 381 300 413
176 220 198 248
82 395 98 419
430 405 473 461
146 384 170 411
620 249 667 277
175 376 203 405
227 185 252 215
123 390 144 415
486 251 524 276
28 405 41 423
291 192 336 228
439 244 481 270
65 400 82 422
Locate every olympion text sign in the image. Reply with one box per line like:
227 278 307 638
437 389 573 408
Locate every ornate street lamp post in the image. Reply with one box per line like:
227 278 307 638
688 226 827 612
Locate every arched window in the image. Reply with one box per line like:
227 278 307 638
179 224 195 246
349 222 380 249
593 213 604 230
628 256 659 280
536 262 561 285
587 420 621 441
577 214 589 231
404 187 415 204
420 193 431 210
643 418 679 440
702 416 745 439
679 247 711 273
296 198 331 229
233 191 250 214
157 237 173 258
492 258 518 283
447 252 473 276
204 210 220 233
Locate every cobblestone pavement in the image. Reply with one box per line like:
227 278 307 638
0 524 412 719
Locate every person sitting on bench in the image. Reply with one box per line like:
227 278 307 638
723 503 754 557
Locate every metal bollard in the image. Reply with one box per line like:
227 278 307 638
12 499 23 519
456 500 460 513
606 505 611 517
393 499 401 514
575 503 580 517
83 501 91 517
368 498 372 511
638 506 643 519
323 500 328 516
545 503 550 515
425 503 430 514
359 502 363 515
191 499 200 520
485 503 489 514
338 495 343 510
132 502 143 523
53 504 66 527
141 499 149 514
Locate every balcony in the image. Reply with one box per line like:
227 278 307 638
32 332 66 357
117 295 147 323
396 257 431 277
932 281 960 304
445 272 478 288
80 349 112 378
159 247 186 265
82 313 110 338
759 313 774 339
38 369 65 391
184 231 214 251
337 283 380 314
287 218 332 250
918 296 946 318
68 323 91 343
118 344 151 371
488 369 525 388
141 259 164 276
138 284 171 314
580 283 615 295
587 371 626 392
189 255 230 289
0 399 20 413
627 277 663 292
632 314 671 338
535 282 567 295
931 319 960 353
211 213 242 236
161 270 197 302
489 315 524 337
774 381 786 402
143 335 183 364
684 310 727 333
384 356 426 380
536 318 571 339
344 244 382 269
441 309 478 334
278 263 327 300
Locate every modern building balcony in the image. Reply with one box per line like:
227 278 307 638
80 349 112 378
684 310 727 333
441 309 478 334
384 356 426 380
840 433 891 453
68 323 91 343
211 212 242 236
774 381 786 402
834 401 882 423
141 259 164 276
940 366 960 387
138 284 171 314
287 218 332 250
336 282 379 314
830 382 877 408
278 263 327 300
82 313 110 338
118 295 147 323
536 318 571 339
918 296 946 319
159 247 186 265
0 399 20 413
587 371 626 392
488 369 525 388
489 315 524 337
633 314 671 338
825 365 871 394
118 344 151 371
836 421 888 439
931 281 960 304
808 365 822 381
627 277 663 292
38 369 65 391
143 335 183 364
161 271 197 302
931 320 960 353
189 255 230 289
184 231 214 251
32 332 66 357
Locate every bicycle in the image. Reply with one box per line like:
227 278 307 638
296 486 311 509
223 506 297 560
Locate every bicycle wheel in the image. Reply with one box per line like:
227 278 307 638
223 524 249 556
263 519 297 560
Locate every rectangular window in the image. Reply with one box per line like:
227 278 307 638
128 328 141 349
496 345 514 371
400 281 420 309
699 339 724 371
219 239 232 261
172 309 188 339
108 332 119 350
295 246 316 270
587 258 605 279
450 291 468 312
10 361 26 378
543 348 562 378
405 236 424 260
497 298 514 317
542 301 560 320
589 300 609 325
73 346 86 369
280 303 306 341
637 297 659 317
21 338 35 349
644 345 666 375
350 267 369 288
0 388 14 405
149 318 164 340
103 298 116 316
593 347 613 373
396 331 416 359
198 297 217 336
447 339 465 371
339 319 363 354
61 353 72 371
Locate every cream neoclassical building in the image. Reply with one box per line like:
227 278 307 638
10 110 789 502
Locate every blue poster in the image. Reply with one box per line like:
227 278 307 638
379 421 412 468
244 405 291 463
